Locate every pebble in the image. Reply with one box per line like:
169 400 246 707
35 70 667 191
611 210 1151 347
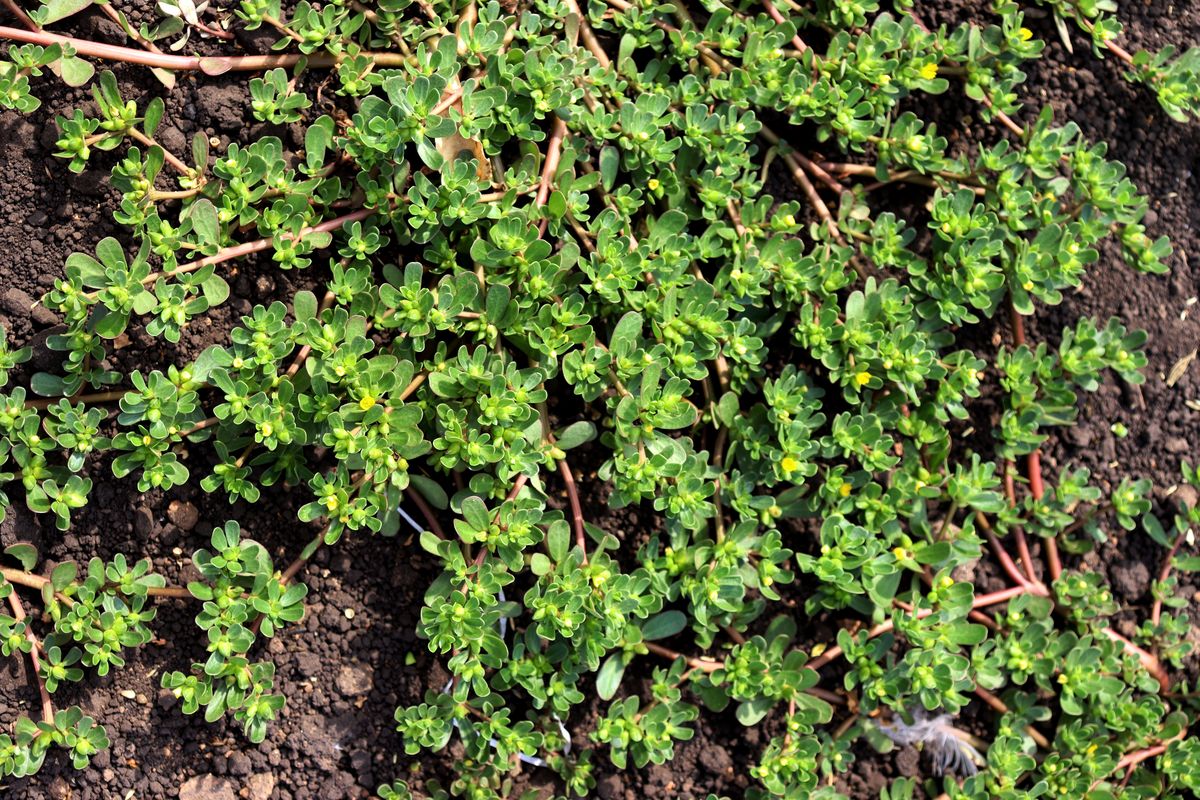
134 506 154 537
168 500 200 531
296 652 322 678
248 773 277 800
1 288 34 317
157 688 178 711
178 774 237 800
1165 436 1190 454
335 663 374 697
1172 484 1199 509
31 304 57 327
228 751 253 776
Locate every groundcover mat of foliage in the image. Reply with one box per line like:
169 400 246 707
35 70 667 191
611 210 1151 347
1 0 1200 796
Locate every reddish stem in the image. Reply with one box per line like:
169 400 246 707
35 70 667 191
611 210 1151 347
3 566 189 602
192 19 235 40
558 458 588 562
1116 743 1169 772
505 472 530 503
644 641 723 673
1101 628 1170 692
0 24 407 73
1008 297 1060 581
977 513 1045 592
1012 527 1039 584
1043 529 1062 581
564 0 611 67
0 0 38 30
1027 450 1045 500
1150 533 1186 627
809 584 1033 670
179 416 220 437
25 389 126 409
1088 741 1176 792
146 586 196 599
407 487 446 539
535 116 568 235
82 208 375 301
973 686 1051 749
5 591 55 724
760 0 808 54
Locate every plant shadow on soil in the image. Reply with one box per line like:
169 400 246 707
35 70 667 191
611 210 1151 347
1 0 1199 798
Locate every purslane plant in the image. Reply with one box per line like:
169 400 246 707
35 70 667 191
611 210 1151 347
0 0 1197 797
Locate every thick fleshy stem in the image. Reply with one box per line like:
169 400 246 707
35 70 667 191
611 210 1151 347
1005 298 1168 686
1087 734 1185 793
643 641 724 673
1150 531 1187 627
25 388 126 410
759 0 808 54
558 458 588 562
0 0 37 30
976 512 1046 593
759 127 849 192
2 565 192 600
406 486 446 539
972 686 1051 749
82 207 376 301
1007 296 1062 581
1101 628 1169 692
564 0 611 67
808 584 1033 670
534 115 568 235
0 24 408 73
5 590 55 724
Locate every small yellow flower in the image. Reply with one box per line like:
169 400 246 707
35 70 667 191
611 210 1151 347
1018 27 1033 42
780 456 800 474
919 62 939 81
358 395 377 411
838 482 852 498
854 370 872 386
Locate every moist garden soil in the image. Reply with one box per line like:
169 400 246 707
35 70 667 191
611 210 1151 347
0 0 1198 798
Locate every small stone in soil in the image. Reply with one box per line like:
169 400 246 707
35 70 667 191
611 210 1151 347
178 774 237 800
895 745 921 777
1110 560 1151 602
167 500 200 531
595 774 624 800
133 506 154 536
335 663 374 697
1165 436 1190 454
698 743 732 774
296 652 322 678
228 751 253 776
1 288 34 317
157 688 178 711
248 773 277 800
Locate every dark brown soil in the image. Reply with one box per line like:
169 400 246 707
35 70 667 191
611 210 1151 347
1 1 1198 799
